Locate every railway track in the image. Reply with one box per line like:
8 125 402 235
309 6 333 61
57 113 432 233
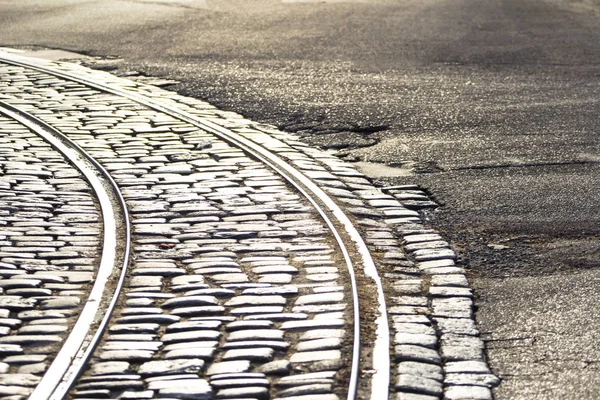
0 51 389 400
0 50 496 400
0 100 131 400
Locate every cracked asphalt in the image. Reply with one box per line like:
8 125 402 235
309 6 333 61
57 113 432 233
1 0 600 398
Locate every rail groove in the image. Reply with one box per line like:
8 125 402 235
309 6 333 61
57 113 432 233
0 100 132 400
0 52 390 400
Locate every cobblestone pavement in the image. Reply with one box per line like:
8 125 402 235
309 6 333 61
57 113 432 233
0 52 497 400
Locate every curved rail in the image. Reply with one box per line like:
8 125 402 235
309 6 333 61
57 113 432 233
0 52 390 400
0 101 132 400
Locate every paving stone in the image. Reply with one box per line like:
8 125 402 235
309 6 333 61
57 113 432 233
102 341 163 351
413 248 456 262
161 296 219 308
0 279 41 289
444 385 493 400
222 347 274 362
429 286 473 298
164 347 216 360
403 234 443 244
17 324 67 334
388 306 429 315
18 362 47 374
105 334 158 342
161 330 221 343
258 273 294 283
157 380 212 399
180 288 233 297
75 379 144 391
445 373 501 388
273 394 339 400
206 361 251 376
225 295 286 307
395 374 443 396
431 298 472 319
0 385 32 396
131 267 186 276
209 273 249 283
440 340 485 361
169 306 226 317
0 373 41 387
297 338 342 351
99 350 154 361
138 359 205 376
292 303 345 313
392 296 428 307
171 275 206 285
300 329 345 341
119 390 155 399
280 319 344 331
278 383 332 397
394 392 438 400
393 280 423 295
290 350 341 363
230 306 285 315
7 288 53 297
404 240 449 252
73 388 112 398
394 323 436 336
225 320 274 331
0 335 62 344
392 315 431 325
165 320 222 332
420 267 466 277
215 386 269 399
436 318 479 336
430 274 469 287
89 361 131 376
210 377 269 388
39 297 80 309
241 286 299 296
393 333 437 349
444 360 492 374
121 307 163 315
395 345 441 364
294 292 343 305
130 276 163 287
222 340 289 351
116 314 181 325
227 329 284 342
3 355 46 365
397 361 443 381
305 273 339 282
109 323 160 334
162 341 219 353
0 297 36 310
209 372 267 381
255 360 291 375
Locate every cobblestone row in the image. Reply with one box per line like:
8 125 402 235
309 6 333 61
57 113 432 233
0 114 101 398
0 62 353 400
93 70 498 400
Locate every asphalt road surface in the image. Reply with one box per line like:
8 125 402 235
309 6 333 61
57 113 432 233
1 0 600 398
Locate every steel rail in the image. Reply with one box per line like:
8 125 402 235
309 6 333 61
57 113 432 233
0 52 390 400
0 101 132 400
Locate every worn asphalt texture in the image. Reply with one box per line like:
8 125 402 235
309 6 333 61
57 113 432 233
1 0 599 398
